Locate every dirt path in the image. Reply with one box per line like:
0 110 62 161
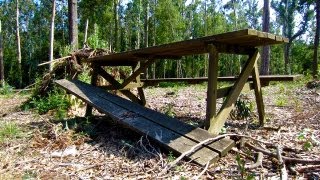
0 81 319 179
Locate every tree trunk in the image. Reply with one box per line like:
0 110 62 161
261 0 270 75
114 0 119 52
284 43 291 74
68 0 78 50
313 0 320 78
84 19 89 46
152 0 156 79
16 0 22 87
0 20 4 87
143 0 149 78
136 0 141 49
49 0 56 71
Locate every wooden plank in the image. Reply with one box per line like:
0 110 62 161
61 80 235 157
208 49 260 135
141 75 301 86
205 44 219 130
55 79 220 166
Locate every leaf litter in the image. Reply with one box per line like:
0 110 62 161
0 80 319 179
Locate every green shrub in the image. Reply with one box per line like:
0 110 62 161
23 88 70 118
0 82 14 95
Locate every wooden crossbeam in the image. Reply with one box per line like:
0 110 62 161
208 49 260 135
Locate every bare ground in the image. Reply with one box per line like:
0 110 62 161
0 80 319 179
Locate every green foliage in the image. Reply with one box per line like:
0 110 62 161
236 154 255 180
275 95 288 107
297 128 315 151
167 151 176 162
0 122 22 143
23 89 70 119
0 82 14 95
232 94 253 120
164 103 175 118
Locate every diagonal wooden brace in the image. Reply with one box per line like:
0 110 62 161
208 49 260 135
96 66 143 104
121 60 155 89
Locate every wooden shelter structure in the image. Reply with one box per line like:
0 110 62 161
56 29 292 165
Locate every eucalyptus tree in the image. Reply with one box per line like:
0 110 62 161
261 0 271 75
0 20 3 87
16 0 22 86
68 0 78 50
313 0 319 78
49 0 56 71
272 0 313 74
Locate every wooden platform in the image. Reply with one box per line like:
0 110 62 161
55 79 235 166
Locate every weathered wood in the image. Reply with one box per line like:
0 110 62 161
121 60 154 89
56 79 234 158
208 49 260 135
141 75 302 86
85 65 98 117
96 66 143 104
205 44 219 130
87 29 288 63
55 79 223 166
251 61 265 126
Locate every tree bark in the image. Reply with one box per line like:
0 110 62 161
261 0 270 75
0 20 4 87
114 0 119 52
49 0 56 71
313 0 320 79
16 0 22 87
68 0 78 50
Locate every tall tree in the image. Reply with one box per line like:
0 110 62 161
272 0 313 74
49 0 56 71
16 0 22 86
313 0 320 78
0 20 4 87
260 0 270 75
68 0 78 50
114 0 120 51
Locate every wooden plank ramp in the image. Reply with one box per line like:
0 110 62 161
55 79 234 166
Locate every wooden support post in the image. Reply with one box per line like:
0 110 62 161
208 49 260 135
205 44 219 129
251 61 265 126
85 65 98 117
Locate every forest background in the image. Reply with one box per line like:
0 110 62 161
0 0 318 88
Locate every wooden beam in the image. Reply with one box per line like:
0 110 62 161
121 60 155 89
205 44 219 129
96 66 143 104
251 61 265 126
208 49 260 135
141 75 302 86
